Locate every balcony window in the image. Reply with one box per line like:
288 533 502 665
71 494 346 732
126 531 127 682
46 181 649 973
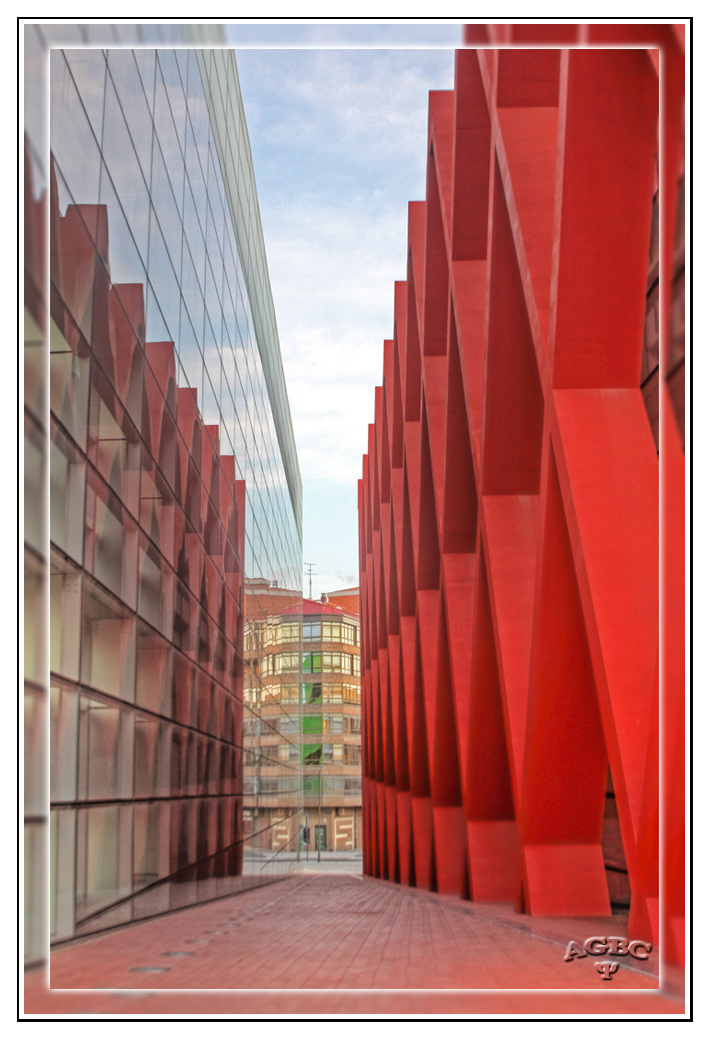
302 743 321 766
303 651 322 674
303 682 322 704
323 714 343 733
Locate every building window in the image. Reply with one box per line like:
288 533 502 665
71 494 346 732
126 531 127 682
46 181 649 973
342 683 360 704
303 651 322 673
264 652 301 675
277 742 299 764
303 682 322 704
279 622 300 643
244 717 261 736
342 623 358 646
343 746 361 766
322 743 342 764
319 683 360 704
302 714 322 735
279 713 299 734
322 620 340 642
302 744 322 766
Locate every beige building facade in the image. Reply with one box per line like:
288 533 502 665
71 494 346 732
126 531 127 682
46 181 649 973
244 593 362 853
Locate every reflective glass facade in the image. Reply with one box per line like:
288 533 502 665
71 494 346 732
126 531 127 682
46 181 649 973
45 43 302 945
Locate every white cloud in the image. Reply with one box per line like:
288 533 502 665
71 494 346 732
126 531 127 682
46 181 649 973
235 48 454 580
264 200 405 482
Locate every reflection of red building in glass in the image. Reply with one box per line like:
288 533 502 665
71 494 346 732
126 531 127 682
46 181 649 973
359 44 679 960
49 171 250 938
43 42 305 946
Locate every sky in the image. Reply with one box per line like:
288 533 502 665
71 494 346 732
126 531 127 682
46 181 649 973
226 25 460 599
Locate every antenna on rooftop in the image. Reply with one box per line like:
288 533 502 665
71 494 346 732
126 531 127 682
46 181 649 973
304 562 318 600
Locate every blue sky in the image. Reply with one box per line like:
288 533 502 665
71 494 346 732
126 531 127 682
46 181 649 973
227 31 459 597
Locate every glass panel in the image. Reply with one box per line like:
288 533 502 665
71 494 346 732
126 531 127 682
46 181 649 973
136 621 171 716
50 420 86 561
50 51 102 215
106 50 154 186
323 621 341 642
80 579 136 702
139 446 176 563
133 801 169 890
101 71 151 264
85 471 127 600
132 49 156 112
186 51 209 185
97 160 147 297
177 300 203 414
342 683 360 704
172 650 196 728
303 652 322 673
303 682 322 705
154 59 186 203
279 713 299 734
302 715 322 735
49 318 91 452
323 714 343 734
344 746 361 766
50 809 76 941
138 533 167 632
87 368 141 518
79 694 134 800
302 744 322 765
77 803 133 917
133 715 160 798
148 165 182 340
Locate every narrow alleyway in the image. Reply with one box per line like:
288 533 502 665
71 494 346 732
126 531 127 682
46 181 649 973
25 872 683 1016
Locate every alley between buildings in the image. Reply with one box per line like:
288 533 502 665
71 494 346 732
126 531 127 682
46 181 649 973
25 871 683 1016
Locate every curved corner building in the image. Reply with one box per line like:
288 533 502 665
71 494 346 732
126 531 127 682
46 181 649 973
44 41 303 944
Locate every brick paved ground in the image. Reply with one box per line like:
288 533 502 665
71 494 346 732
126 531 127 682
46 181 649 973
24 873 684 1017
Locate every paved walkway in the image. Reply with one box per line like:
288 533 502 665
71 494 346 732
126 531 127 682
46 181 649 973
24 873 684 1016
289 850 364 874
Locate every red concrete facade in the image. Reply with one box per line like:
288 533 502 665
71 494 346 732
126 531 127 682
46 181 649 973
461 23 687 976
359 46 671 958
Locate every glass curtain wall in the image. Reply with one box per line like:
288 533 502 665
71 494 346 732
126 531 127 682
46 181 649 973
45 41 302 946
